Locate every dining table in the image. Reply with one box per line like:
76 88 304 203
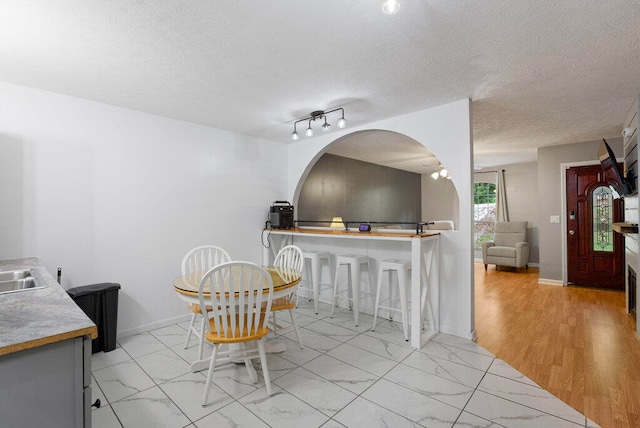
173 264 302 373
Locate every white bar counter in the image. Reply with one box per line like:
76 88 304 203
262 227 439 349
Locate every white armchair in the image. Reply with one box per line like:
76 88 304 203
482 221 529 270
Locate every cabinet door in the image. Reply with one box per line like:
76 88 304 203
83 335 92 427
0 337 84 427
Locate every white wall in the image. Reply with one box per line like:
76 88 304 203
421 174 459 227
0 81 288 336
288 99 475 339
0 82 475 341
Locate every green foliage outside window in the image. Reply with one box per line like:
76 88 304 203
474 182 496 205
474 182 496 248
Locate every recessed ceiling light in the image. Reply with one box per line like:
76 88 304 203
382 0 400 14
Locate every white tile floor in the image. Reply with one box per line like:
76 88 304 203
91 301 601 428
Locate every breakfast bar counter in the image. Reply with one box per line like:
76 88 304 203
263 227 440 349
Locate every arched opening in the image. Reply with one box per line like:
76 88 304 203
292 129 460 230
283 100 474 341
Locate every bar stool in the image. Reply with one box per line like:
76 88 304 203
330 254 371 326
297 250 332 314
372 258 411 341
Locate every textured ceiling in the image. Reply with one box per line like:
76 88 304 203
1 1 639 172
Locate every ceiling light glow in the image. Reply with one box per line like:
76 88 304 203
382 0 400 14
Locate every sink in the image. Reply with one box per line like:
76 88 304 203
0 269 32 281
0 270 47 294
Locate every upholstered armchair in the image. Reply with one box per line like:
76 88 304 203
482 221 529 270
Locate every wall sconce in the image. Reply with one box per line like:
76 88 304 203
330 216 345 228
292 108 347 140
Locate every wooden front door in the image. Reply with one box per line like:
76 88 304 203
566 164 624 290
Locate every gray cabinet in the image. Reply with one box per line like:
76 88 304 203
0 335 92 427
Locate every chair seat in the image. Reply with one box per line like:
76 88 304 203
302 250 330 259
337 254 369 264
486 246 516 258
380 259 411 270
205 313 269 344
188 303 213 314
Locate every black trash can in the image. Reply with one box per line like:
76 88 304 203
67 283 121 353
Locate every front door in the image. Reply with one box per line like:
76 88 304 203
566 164 624 290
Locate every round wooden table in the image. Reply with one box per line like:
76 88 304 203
173 265 300 300
173 265 302 372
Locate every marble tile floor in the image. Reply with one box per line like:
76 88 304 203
91 301 601 428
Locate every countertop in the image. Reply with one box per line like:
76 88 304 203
266 227 440 238
0 257 97 356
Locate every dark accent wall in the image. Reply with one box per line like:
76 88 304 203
297 154 421 227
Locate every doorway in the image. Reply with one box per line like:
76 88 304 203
566 164 624 290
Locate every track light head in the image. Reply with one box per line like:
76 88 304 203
322 117 331 132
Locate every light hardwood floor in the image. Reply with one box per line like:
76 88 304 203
474 263 640 428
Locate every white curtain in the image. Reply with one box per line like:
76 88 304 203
496 170 509 222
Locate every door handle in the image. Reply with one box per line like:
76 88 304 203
569 230 575 235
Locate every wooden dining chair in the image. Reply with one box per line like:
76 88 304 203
199 261 274 406
181 245 231 359
271 244 305 349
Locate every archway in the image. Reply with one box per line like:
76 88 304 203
292 129 459 230
284 101 475 340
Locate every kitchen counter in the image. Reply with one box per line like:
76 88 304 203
0 257 97 356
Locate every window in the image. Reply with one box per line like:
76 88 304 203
474 182 496 248
592 185 613 252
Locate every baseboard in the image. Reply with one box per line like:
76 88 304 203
117 313 192 339
473 259 540 268
538 278 564 286
438 325 477 341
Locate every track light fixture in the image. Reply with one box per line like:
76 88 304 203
291 108 347 140
430 164 451 180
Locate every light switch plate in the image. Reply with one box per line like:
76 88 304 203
550 215 560 224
